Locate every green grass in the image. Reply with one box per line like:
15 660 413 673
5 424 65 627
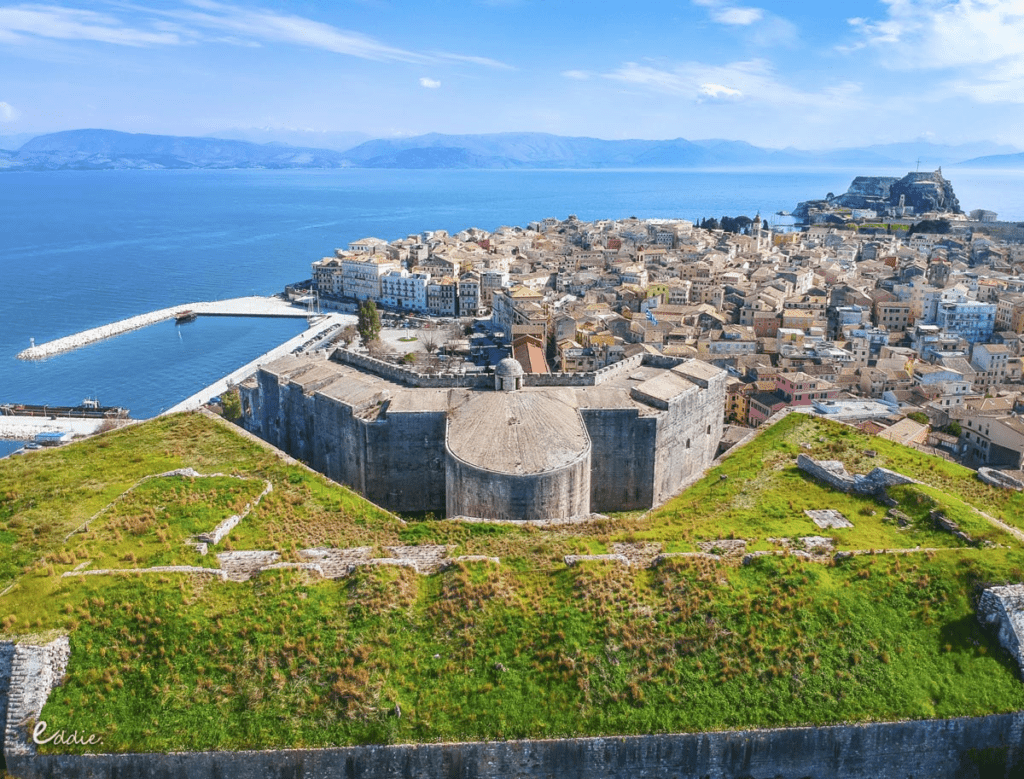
4 411 1024 753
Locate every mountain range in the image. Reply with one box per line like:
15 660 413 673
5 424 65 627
1 129 1021 172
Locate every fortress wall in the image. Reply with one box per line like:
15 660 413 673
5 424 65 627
310 394 367 496
365 411 448 513
652 379 723 505
445 448 591 521
306 397 447 514
12 712 1024 779
581 408 657 511
332 350 490 389
244 368 282 447
278 379 318 465
524 373 597 387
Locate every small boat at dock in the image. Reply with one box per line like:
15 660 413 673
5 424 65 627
175 310 198 324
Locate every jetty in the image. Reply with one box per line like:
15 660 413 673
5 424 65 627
0 415 121 441
17 296 312 360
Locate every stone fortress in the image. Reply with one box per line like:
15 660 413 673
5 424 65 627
239 349 727 520
794 168 962 222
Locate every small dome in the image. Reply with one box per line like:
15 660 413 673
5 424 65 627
495 357 525 378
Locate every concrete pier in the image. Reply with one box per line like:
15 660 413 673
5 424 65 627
17 296 313 360
0 416 115 440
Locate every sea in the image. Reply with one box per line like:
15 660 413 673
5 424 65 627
2 166 1023 458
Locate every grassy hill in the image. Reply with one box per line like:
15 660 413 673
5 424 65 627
4 411 1024 753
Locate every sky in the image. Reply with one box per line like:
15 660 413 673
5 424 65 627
1 0 1024 149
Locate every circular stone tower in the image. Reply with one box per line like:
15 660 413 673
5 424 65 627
445 373 591 521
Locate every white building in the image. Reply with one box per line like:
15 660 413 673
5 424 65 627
381 269 430 312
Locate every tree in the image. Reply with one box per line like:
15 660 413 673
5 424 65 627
221 388 242 421
908 219 951 236
421 330 441 355
337 325 359 347
357 300 381 345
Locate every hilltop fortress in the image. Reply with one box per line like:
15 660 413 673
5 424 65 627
795 169 962 222
239 349 726 520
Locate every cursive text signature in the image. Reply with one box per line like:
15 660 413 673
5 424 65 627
32 720 103 746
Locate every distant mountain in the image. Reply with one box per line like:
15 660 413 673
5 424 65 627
859 140 1018 167
204 128 371 152
1 129 353 171
955 152 1024 169
339 132 1015 170
3 128 1020 172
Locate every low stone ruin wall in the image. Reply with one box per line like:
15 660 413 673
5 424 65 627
1 635 70 758
979 585 1024 678
796 454 917 495
979 468 1024 492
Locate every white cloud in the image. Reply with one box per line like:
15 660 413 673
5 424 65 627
561 70 591 80
846 1 1024 103
692 1 765 26
699 83 742 99
432 51 513 70
167 0 425 62
0 4 182 47
847 0 1024 69
419 77 441 89
711 7 763 25
0 1 512 69
0 101 18 121
604 59 845 108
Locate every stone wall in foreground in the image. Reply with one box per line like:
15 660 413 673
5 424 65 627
10 712 1024 779
980 585 1024 678
1 636 70 759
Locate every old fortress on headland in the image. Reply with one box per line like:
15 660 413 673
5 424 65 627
241 170 1024 518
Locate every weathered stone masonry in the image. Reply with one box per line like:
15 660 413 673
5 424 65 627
9 712 1024 779
1 636 70 759
240 350 727 520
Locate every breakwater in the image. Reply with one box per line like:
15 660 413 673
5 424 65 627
16 296 312 360
8 712 1024 778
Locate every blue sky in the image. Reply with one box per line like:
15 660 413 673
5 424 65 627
1 0 1023 148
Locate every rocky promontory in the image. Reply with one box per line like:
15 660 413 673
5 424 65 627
795 169 962 222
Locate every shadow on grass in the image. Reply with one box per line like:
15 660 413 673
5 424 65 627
939 613 1020 677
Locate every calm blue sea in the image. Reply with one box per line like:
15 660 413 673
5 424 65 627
1 166 1021 456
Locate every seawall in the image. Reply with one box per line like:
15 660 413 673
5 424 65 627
9 712 1024 778
17 296 312 361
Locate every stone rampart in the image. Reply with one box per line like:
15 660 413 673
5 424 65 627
10 712 1024 778
979 585 1024 678
331 349 491 389
2 635 70 758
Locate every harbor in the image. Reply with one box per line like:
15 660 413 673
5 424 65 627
3 297 354 454
16 295 312 360
162 312 353 415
